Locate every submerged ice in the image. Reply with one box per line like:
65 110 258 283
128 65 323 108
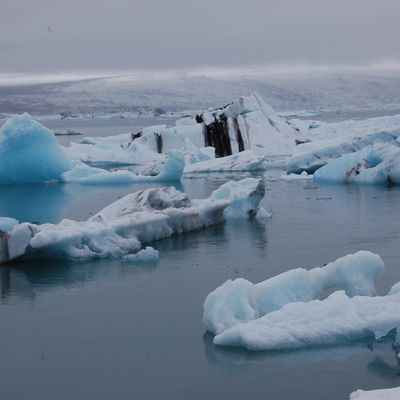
0 178 265 263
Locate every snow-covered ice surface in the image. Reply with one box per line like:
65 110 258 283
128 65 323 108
286 112 400 186
0 178 265 263
213 287 400 351
0 113 71 183
184 151 266 173
350 387 400 400
0 217 19 232
0 113 186 185
279 171 313 182
61 151 184 184
203 251 384 335
205 251 400 352
65 93 298 173
122 246 159 263
287 130 400 175
4 69 400 114
314 145 400 186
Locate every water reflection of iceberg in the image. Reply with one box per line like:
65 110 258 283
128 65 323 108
0 184 70 224
0 258 159 304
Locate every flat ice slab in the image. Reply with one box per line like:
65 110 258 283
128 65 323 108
203 251 400 352
350 387 400 400
0 178 265 263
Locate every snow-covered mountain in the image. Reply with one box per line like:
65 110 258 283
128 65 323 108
2 68 400 115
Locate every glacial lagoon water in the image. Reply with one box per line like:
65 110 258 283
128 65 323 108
0 121 399 400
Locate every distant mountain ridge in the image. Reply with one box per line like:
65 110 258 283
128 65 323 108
1 69 400 115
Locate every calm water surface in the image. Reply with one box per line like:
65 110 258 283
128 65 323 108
0 122 399 399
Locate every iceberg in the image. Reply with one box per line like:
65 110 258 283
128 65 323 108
66 93 298 172
295 113 400 143
0 217 19 232
350 387 400 400
213 287 400 351
203 251 384 335
184 150 266 173
279 171 313 182
0 113 71 184
314 144 400 186
67 135 165 167
61 151 185 184
132 93 298 158
287 130 400 175
0 178 265 263
122 246 159 263
204 252 400 351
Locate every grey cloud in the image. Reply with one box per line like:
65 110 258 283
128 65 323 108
1 0 399 73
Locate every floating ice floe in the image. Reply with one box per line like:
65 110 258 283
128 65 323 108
0 178 265 263
287 130 400 175
184 150 266 173
122 246 159 263
61 151 185 184
0 113 185 184
67 133 166 167
294 113 400 143
279 171 313 182
132 93 298 157
67 93 299 173
350 386 400 400
213 287 400 351
0 217 19 232
203 251 384 335
0 113 72 184
314 144 400 186
203 251 400 351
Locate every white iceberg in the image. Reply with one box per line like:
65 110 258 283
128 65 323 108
203 251 384 335
132 93 298 157
61 151 185 184
0 113 71 184
213 286 400 351
0 178 265 263
314 144 400 186
350 387 400 400
122 246 159 263
204 251 400 352
0 217 19 232
279 171 313 182
287 130 400 175
66 93 298 173
296 113 400 143
67 135 165 167
184 150 266 173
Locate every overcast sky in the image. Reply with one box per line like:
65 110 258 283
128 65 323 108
1 0 400 75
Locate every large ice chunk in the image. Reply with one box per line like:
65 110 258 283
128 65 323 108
314 145 400 186
213 288 400 351
0 178 265 263
67 135 164 167
61 151 185 184
184 150 266 173
287 130 399 175
0 217 19 232
0 113 71 183
203 251 384 335
350 387 400 400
